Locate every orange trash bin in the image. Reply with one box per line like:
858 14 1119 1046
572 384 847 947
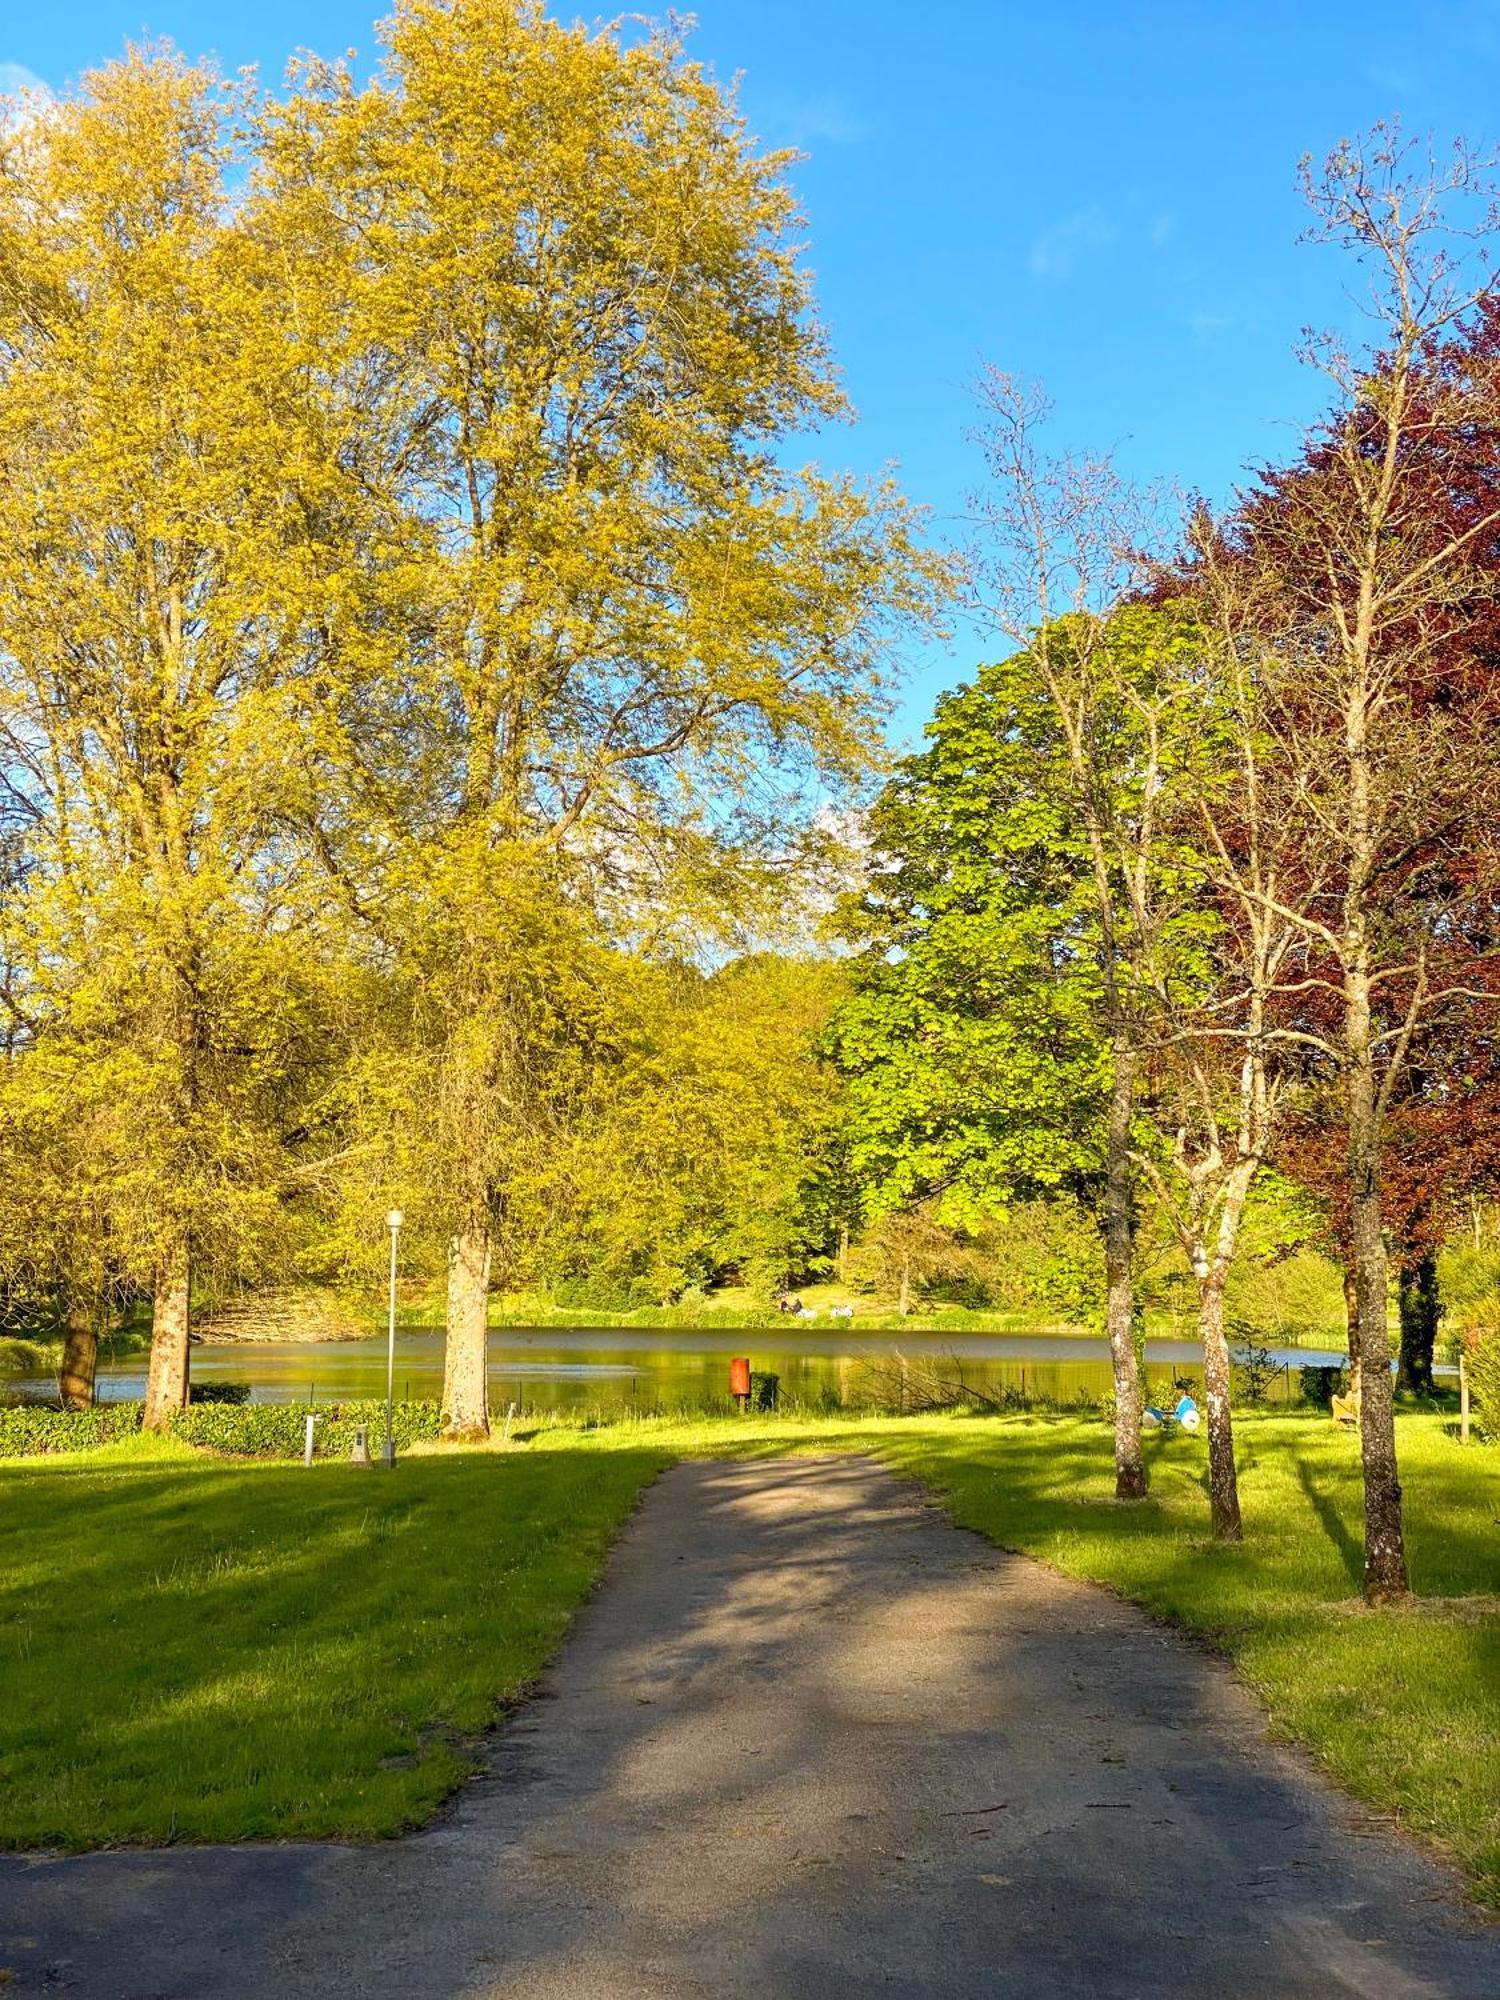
729 1356 751 1410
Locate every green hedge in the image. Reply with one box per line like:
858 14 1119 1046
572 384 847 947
0 1398 446 1459
169 1399 444 1458
492 1301 785 1330
0 1403 145 1456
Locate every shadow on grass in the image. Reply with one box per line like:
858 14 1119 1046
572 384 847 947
0 1444 674 1849
1292 1452 1363 1587
6 1444 1498 2000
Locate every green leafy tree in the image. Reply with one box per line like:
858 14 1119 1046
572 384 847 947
265 0 946 1435
836 596 1225 1505
557 954 850 1303
0 55 353 1422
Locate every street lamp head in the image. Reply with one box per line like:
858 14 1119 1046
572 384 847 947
386 1208 404 1232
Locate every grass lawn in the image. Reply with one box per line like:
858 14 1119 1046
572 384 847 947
0 1430 674 1848
2 1409 1496 1904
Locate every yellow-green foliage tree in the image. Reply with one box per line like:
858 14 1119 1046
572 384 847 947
264 0 944 1435
557 954 852 1304
0 55 352 1422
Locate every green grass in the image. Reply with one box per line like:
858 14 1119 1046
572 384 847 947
0 1430 674 1848
3 1409 1496 1904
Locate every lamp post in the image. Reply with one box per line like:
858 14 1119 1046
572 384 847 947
383 1208 403 1470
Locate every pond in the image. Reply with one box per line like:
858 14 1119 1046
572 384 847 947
77 1324 1351 1413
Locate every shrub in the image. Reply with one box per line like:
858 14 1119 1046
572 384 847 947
1229 1325 1279 1405
189 1381 252 1405
0 1336 56 1378
1299 1364 1345 1409
170 1399 444 1459
1460 1307 1500 1425
749 1370 780 1411
0 1402 144 1456
550 1274 640 1313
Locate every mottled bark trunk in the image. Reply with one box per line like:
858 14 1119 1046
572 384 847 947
1346 980 1408 1602
1104 1037 1146 1500
1341 1262 1360 1396
143 1236 191 1429
898 1254 911 1318
1197 1279 1243 1542
58 1301 98 1411
442 1217 492 1440
1395 1255 1440 1397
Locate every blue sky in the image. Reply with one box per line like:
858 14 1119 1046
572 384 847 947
8 1 1500 732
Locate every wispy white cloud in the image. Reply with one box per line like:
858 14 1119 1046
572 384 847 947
758 90 867 150
1365 58 1422 96
1030 201 1181 282
1029 204 1118 280
0 60 51 132
0 61 49 99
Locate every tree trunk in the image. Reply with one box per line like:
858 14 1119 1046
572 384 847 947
58 1300 98 1411
1103 1038 1147 1500
837 1223 849 1287
143 1235 191 1429
1396 1254 1440 1397
1197 1279 1243 1542
1341 1261 1360 1396
897 1253 911 1318
442 1216 492 1440
1346 988 1408 1602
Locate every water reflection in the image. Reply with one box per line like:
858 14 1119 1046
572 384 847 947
77 1324 1349 1412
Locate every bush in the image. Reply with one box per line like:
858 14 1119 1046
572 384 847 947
1229 1327 1279 1405
0 1397 447 1460
0 1402 144 1456
1461 1311 1500 1424
550 1273 641 1313
749 1370 780 1411
1299 1364 1345 1409
170 1399 444 1459
189 1381 252 1405
0 1336 56 1378
922 1274 994 1311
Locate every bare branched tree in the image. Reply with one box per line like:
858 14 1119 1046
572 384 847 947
1193 126 1500 1599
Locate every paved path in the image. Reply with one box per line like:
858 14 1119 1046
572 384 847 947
4 1456 1498 1998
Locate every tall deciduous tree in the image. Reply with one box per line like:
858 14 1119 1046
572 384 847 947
966 382 1212 1503
0 54 351 1422
1195 130 1500 1599
266 0 944 1435
834 591 1229 1508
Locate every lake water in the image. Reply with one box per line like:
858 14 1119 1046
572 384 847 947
76 1324 1351 1413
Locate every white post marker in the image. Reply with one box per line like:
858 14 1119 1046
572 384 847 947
303 1412 318 1468
384 1209 403 1470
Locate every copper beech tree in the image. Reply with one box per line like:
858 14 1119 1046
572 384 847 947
1190 131 1500 1599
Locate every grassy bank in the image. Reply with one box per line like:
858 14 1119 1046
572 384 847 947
0 1324 154 1379
2 1410 1495 1902
0 1336 55 1377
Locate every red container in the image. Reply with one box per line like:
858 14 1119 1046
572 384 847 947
728 1356 751 1400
